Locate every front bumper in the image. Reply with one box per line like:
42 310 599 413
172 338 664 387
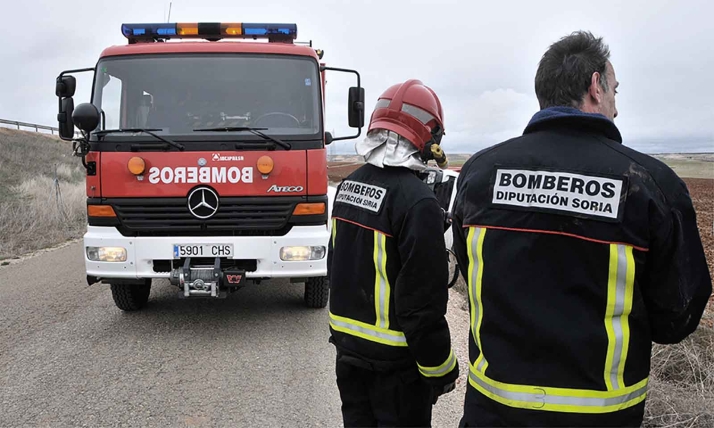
83 225 329 280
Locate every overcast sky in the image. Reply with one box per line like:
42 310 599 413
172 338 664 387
1 0 712 154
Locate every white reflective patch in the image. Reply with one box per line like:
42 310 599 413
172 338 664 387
335 180 387 213
147 166 254 185
492 169 624 220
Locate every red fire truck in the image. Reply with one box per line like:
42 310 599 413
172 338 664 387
54 22 364 311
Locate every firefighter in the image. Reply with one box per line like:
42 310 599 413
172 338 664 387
327 79 459 427
452 31 713 427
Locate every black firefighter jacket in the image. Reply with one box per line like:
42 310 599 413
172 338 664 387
327 163 459 387
451 107 712 427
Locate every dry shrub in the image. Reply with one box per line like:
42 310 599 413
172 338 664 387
644 328 714 427
54 163 84 182
0 176 86 258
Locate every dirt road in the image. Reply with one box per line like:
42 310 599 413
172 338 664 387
0 242 469 427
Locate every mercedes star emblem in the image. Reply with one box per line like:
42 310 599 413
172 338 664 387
198 157 207 166
187 187 219 219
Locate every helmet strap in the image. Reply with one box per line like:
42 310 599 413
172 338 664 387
421 126 448 168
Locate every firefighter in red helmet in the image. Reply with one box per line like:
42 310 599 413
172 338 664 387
327 80 459 427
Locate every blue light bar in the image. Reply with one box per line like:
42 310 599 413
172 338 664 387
121 23 297 43
122 23 177 38
242 23 297 37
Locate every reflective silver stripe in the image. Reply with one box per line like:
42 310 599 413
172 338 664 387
609 245 628 389
469 370 648 409
401 103 436 125
374 98 435 124
375 99 391 109
374 231 390 329
605 244 635 391
329 316 407 345
419 350 457 377
476 357 487 373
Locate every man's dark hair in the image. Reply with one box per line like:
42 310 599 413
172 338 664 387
534 31 611 109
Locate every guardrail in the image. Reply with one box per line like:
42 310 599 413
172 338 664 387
0 118 80 137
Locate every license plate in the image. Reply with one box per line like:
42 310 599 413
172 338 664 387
173 244 233 258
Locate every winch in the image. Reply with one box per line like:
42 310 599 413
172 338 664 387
169 257 246 298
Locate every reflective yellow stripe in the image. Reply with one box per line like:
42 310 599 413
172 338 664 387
418 349 457 378
465 227 646 413
329 311 407 347
381 233 391 328
373 231 390 330
467 227 488 373
604 244 636 391
620 247 635 387
469 364 648 414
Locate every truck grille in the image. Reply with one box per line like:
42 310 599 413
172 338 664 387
107 196 302 237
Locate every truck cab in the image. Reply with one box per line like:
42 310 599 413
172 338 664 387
54 22 365 310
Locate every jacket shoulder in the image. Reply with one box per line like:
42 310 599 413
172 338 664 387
598 141 690 203
460 137 520 175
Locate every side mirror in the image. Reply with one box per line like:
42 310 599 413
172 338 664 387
325 131 334 146
321 66 363 142
72 103 101 133
348 86 365 128
58 97 75 139
56 76 76 98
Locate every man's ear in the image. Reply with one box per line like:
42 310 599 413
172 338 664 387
588 72 602 104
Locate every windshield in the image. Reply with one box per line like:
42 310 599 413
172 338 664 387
91 54 321 138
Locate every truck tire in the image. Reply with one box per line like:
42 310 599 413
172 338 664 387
110 280 151 311
447 248 460 288
304 277 329 308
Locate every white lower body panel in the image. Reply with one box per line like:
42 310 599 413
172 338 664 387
83 225 329 280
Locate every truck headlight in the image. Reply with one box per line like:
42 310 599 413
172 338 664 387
86 246 127 262
280 246 326 261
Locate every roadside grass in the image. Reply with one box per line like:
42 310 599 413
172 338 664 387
0 128 86 260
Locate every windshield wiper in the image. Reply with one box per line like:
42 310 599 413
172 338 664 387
193 126 292 150
94 128 185 151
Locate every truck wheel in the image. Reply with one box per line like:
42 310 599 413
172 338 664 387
110 280 151 311
304 277 329 308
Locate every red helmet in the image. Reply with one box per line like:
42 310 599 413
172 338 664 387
367 79 445 151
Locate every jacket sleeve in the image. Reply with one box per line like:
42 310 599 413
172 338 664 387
644 179 712 344
394 197 459 386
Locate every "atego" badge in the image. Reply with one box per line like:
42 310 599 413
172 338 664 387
267 185 304 193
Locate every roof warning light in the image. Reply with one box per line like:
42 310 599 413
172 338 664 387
121 22 298 43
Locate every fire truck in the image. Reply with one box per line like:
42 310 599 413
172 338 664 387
54 22 365 311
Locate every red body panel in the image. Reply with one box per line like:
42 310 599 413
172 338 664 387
93 41 327 200
100 42 319 60
306 148 328 195
86 152 101 198
100 151 308 198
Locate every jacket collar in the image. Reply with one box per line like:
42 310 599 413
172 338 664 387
523 106 623 143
